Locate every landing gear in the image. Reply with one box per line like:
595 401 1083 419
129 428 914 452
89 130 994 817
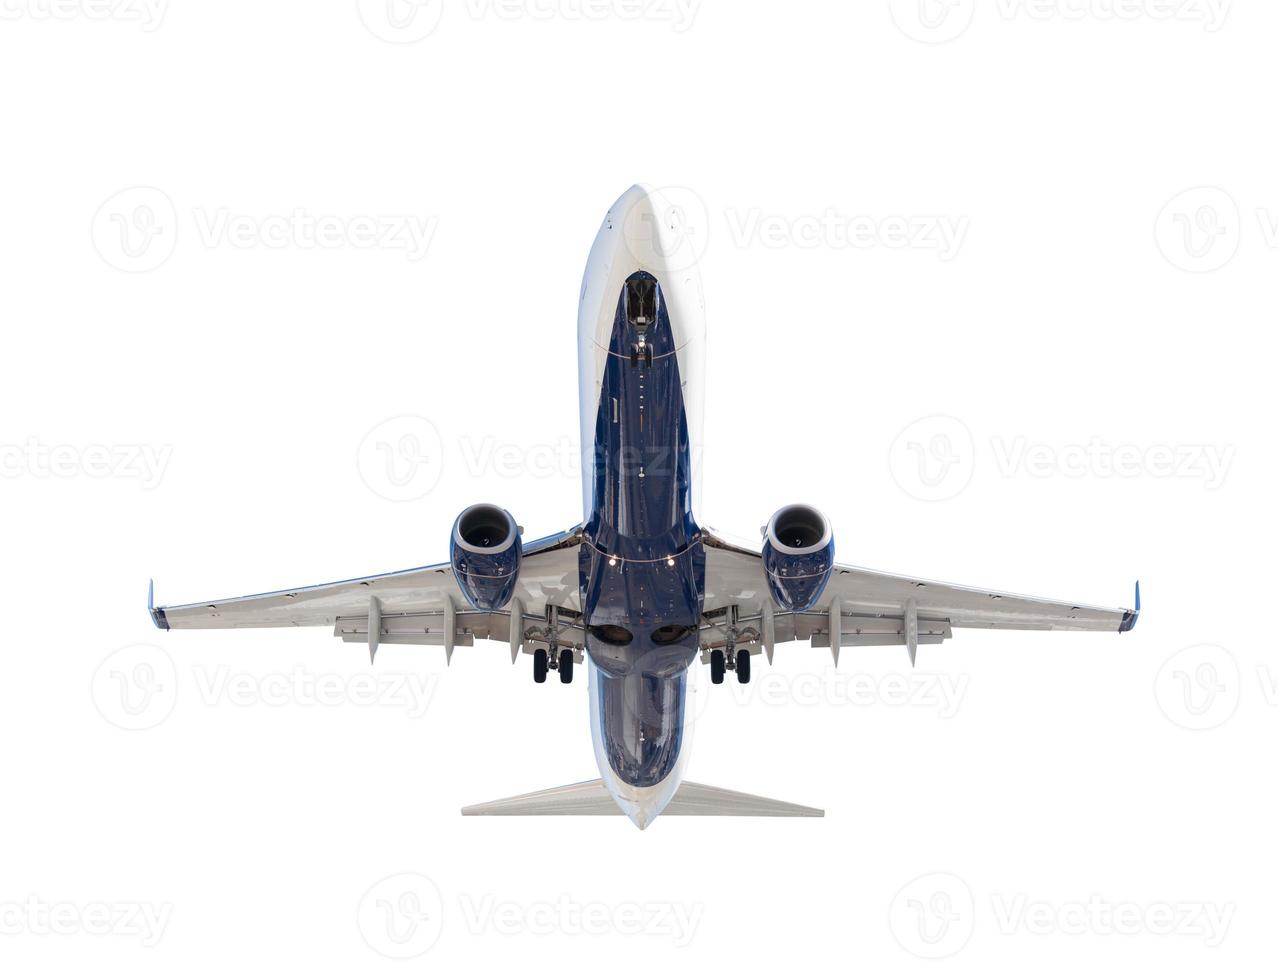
710 648 752 685
533 648 548 684
558 650 574 684
710 649 726 685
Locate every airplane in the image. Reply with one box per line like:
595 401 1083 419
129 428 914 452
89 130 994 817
149 184 1140 830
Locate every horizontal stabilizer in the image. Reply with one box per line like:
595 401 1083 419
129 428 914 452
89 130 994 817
462 780 823 818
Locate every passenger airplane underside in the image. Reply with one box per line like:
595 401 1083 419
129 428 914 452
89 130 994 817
150 185 1139 829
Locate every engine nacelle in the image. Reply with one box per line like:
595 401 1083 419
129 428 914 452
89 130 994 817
761 505 835 612
450 504 522 611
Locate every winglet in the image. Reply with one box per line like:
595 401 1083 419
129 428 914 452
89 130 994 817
1118 581 1140 633
148 579 170 631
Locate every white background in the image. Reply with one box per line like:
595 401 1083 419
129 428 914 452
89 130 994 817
0 1 1272 976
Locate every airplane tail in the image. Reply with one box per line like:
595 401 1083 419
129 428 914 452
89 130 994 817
461 779 823 818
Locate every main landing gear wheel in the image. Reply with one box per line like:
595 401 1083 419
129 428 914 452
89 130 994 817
735 649 752 684
533 648 548 684
558 650 574 684
710 649 726 685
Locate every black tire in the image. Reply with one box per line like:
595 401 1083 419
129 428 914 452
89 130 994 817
558 650 574 684
710 649 725 685
533 649 548 684
736 649 751 684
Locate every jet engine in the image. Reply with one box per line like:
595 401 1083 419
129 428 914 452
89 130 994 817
761 505 835 612
450 504 522 611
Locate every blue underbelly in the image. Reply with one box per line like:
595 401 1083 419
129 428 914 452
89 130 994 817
581 272 702 788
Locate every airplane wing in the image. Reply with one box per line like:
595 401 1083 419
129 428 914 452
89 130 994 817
150 528 587 662
698 527 1139 664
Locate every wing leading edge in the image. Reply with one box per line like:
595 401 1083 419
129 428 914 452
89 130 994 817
698 527 1138 662
149 528 587 661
